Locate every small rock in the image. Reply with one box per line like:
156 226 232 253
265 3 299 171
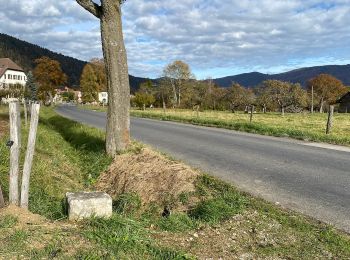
193 233 199 238
66 192 112 221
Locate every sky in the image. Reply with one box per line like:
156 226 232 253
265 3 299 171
1 0 350 79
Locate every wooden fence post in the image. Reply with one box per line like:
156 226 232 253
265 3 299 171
24 100 28 126
326 105 334 134
9 102 21 205
250 105 254 123
20 103 40 209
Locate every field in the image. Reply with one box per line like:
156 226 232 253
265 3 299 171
0 105 350 259
79 104 350 146
130 108 350 146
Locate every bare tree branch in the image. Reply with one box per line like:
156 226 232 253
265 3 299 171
76 0 102 18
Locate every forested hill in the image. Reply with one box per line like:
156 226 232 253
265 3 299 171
213 64 350 88
0 33 86 86
0 33 148 90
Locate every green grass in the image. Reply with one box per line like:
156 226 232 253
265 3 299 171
0 105 350 259
0 215 18 228
0 107 112 219
0 105 191 259
79 105 350 145
82 215 192 259
129 108 350 146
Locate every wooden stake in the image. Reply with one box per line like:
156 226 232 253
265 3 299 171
326 105 334 134
24 100 28 126
20 103 40 209
250 105 254 123
9 102 21 205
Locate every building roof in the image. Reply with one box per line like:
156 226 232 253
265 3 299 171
337 92 350 103
0 58 24 78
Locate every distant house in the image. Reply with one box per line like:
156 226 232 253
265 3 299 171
0 58 27 89
337 92 350 113
98 92 108 104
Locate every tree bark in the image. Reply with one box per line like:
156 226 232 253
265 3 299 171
281 106 285 116
163 101 166 114
76 0 130 156
100 1 130 155
319 98 324 113
263 104 266 113
250 105 254 123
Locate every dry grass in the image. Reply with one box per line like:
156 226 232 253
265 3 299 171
0 205 95 259
96 147 199 212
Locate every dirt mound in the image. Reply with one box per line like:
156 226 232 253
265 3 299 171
95 148 199 209
0 205 46 226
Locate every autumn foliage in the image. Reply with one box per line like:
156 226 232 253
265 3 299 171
307 74 347 112
33 56 67 104
80 59 107 103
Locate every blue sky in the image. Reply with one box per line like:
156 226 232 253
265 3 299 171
1 0 350 79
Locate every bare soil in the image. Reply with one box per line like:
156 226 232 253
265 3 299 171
0 205 46 227
153 209 334 259
95 147 199 210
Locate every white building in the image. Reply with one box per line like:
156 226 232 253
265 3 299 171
0 58 27 89
98 92 108 104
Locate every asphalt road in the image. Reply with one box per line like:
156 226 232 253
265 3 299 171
56 105 350 232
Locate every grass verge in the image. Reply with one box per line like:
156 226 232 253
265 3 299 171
0 105 349 259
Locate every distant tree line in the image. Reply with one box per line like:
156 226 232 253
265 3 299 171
131 61 348 114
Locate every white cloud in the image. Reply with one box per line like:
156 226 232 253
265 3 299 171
1 0 350 78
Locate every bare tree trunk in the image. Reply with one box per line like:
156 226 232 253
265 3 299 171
319 98 324 113
20 103 40 209
263 104 267 113
170 79 177 106
9 102 21 205
76 0 130 155
281 106 285 116
100 1 130 155
163 101 166 114
250 105 254 123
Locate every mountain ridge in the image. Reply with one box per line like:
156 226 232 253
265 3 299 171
0 33 148 91
213 64 350 88
2 33 349 90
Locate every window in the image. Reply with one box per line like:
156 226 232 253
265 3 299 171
4 74 6 79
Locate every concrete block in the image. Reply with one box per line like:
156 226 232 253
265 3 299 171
66 192 112 220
